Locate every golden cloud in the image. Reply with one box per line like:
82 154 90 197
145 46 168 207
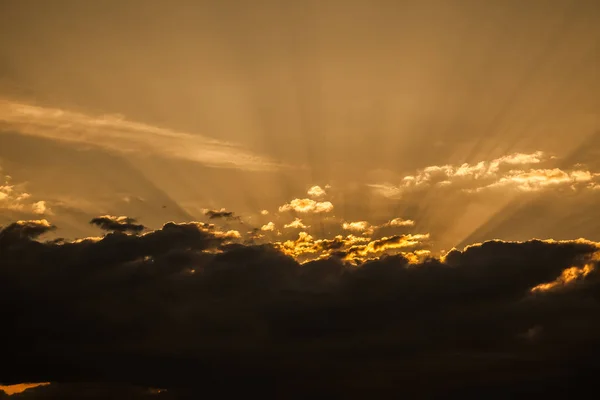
284 218 309 229
369 150 600 197
342 221 371 232
274 231 430 264
307 185 327 198
0 99 284 171
0 172 50 215
279 198 334 213
383 218 415 227
260 222 276 231
531 263 595 293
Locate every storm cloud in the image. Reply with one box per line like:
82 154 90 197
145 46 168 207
2 216 600 397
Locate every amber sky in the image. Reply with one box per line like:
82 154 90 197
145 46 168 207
0 0 599 252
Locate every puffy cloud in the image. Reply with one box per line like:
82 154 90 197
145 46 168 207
369 150 600 197
344 233 430 261
260 209 269 215
342 221 370 232
0 172 49 215
307 185 327 198
278 198 334 213
284 218 309 229
274 231 430 263
90 215 146 233
261 222 275 231
341 221 374 235
3 216 600 397
31 200 49 215
486 168 595 191
383 218 415 227
215 229 242 239
489 151 545 170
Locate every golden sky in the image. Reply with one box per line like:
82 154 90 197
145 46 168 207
2 3 600 396
1 0 598 254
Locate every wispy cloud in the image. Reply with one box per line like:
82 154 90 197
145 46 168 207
0 99 285 171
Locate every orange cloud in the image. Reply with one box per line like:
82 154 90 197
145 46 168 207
0 382 50 395
531 263 595 293
274 231 430 264
383 218 415 227
342 221 372 233
0 99 284 171
284 218 309 229
279 198 334 213
307 185 327 198
0 171 51 215
261 222 276 231
369 150 600 197
486 168 595 191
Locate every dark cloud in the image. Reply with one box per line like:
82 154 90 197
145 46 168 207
1 218 600 397
203 209 238 220
90 215 146 233
0 219 55 244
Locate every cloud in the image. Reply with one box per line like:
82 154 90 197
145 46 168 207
342 221 370 231
2 217 600 396
260 210 269 215
530 263 595 293
340 218 414 237
90 215 146 233
485 168 596 191
31 200 49 215
369 150 600 197
274 231 429 263
0 382 50 396
203 208 238 220
278 198 334 213
260 222 275 231
0 171 50 215
0 99 284 171
342 221 373 235
383 218 415 227
307 185 327 198
344 233 430 261
0 219 55 243
214 229 242 239
284 218 309 229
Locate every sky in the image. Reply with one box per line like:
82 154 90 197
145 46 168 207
1 0 599 397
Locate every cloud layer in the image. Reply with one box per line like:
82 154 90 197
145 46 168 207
0 99 283 171
369 150 600 198
2 216 600 397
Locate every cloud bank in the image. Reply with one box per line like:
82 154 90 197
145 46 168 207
2 216 600 397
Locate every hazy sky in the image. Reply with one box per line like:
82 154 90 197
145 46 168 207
2 1 600 396
1 0 599 252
